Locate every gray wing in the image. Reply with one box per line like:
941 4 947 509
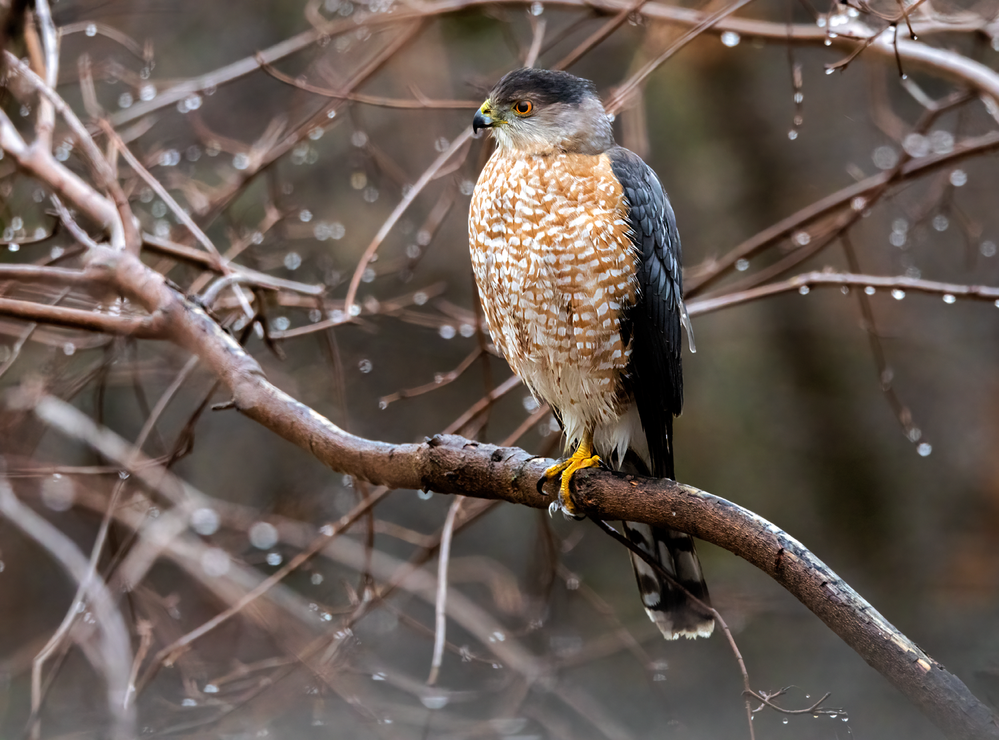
608 146 683 479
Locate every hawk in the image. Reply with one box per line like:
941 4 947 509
468 68 713 639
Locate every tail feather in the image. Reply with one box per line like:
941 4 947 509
621 450 713 639
624 522 714 639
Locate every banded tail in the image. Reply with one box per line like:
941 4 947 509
621 453 714 639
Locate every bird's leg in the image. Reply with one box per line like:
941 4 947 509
540 429 601 519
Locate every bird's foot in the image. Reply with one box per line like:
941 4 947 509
539 447 601 520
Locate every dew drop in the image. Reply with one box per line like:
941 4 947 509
864 286 875 295
793 231 811 246
530 1 543 14
942 293 956 304
929 130 954 155
851 196 867 211
872 145 898 170
232 153 250 170
311 572 324 585
63 342 76 356
782 718 789 725
203 683 219 694
139 83 156 101
249 522 279 549
735 258 749 272
949 169 967 187
932 214 949 232
85 23 97 36
788 129 798 140
191 507 220 536
980 240 996 257
721 31 741 47
266 552 282 566
41 475 75 512
272 316 290 332
903 133 929 158
892 289 905 300
417 490 433 500
358 359 373 373
421 693 449 710
798 285 810 295
439 325 456 339
378 400 388 410
917 442 932 457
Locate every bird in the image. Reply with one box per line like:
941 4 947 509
468 67 713 639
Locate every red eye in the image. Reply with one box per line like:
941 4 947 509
513 100 533 115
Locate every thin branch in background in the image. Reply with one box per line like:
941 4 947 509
0 459 136 740
98 121 225 267
427 496 463 686
32 0 58 152
686 270 999 317
523 15 546 68
590 518 756 740
0 288 69 380
380 347 483 407
688 92 980 298
839 233 926 447
744 686 842 718
255 53 479 109
135 485 394 694
27 470 129 740
342 128 474 317
556 0 650 71
605 0 760 114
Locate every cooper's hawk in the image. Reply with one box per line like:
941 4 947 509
469 68 713 639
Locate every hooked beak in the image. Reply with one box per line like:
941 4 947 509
472 102 497 135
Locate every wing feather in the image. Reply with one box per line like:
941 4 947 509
608 146 684 479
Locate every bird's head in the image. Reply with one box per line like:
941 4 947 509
472 68 614 156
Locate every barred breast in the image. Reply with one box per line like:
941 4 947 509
469 150 639 456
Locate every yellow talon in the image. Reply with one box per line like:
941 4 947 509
541 432 601 518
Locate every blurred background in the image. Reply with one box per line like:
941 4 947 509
1 0 999 737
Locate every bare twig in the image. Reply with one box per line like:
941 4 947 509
0 464 135 740
427 496 463 686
